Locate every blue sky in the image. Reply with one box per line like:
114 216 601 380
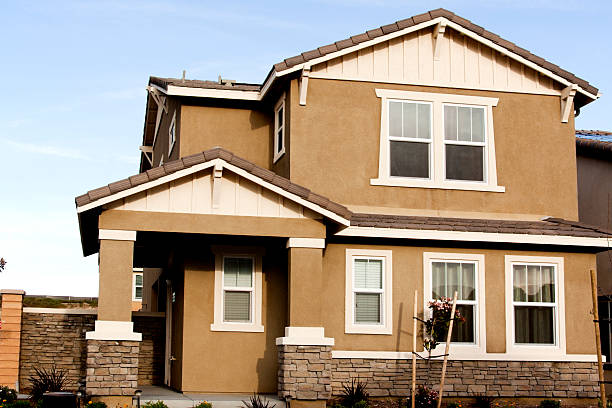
0 0 610 296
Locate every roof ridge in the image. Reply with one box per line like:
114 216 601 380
75 147 353 220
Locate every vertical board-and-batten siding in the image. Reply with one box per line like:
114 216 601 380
311 27 559 95
105 169 322 219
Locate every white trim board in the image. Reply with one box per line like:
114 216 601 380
99 229 137 241
331 350 600 362
335 226 612 248
23 307 98 315
77 158 350 227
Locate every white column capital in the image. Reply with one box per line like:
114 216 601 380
286 238 325 249
276 326 334 346
86 320 142 341
99 229 137 241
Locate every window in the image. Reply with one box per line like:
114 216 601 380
372 89 503 192
505 256 565 355
168 111 176 155
133 271 143 301
273 93 286 163
211 247 264 332
345 249 392 334
424 252 486 356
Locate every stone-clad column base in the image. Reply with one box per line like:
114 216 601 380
278 344 332 401
86 339 139 397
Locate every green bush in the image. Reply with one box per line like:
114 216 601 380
407 386 438 408
194 402 213 408
353 401 368 408
0 386 17 403
86 401 108 408
28 366 68 402
539 400 560 408
242 395 276 408
338 379 369 408
143 402 169 408
5 401 33 408
446 403 461 408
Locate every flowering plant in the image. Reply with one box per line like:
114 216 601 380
407 386 438 408
423 298 464 352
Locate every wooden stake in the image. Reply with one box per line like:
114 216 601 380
411 290 418 408
437 291 458 408
591 269 607 407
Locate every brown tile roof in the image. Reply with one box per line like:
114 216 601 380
75 147 353 220
271 8 598 97
576 130 612 137
350 213 612 239
576 136 612 160
150 76 262 92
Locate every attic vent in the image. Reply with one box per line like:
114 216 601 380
218 75 236 87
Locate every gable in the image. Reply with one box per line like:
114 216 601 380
310 25 560 96
103 167 323 220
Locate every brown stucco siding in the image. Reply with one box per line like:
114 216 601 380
178 242 287 393
321 242 596 355
577 155 612 294
179 104 271 169
289 78 578 220
153 97 181 166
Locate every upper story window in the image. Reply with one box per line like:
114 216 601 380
168 111 176 155
372 89 504 193
273 93 286 163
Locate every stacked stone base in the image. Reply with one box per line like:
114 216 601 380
331 359 599 399
86 340 139 396
278 345 332 401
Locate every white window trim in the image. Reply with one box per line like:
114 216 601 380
504 255 566 357
273 93 286 163
133 270 144 301
345 249 392 334
168 111 176 155
211 250 264 332
372 89 504 193
423 252 486 357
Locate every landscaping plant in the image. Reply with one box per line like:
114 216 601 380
538 400 561 408
407 386 438 408
472 395 495 408
86 401 108 408
337 379 370 408
143 402 169 408
0 386 17 404
27 366 68 402
4 402 33 408
194 402 213 408
242 394 276 408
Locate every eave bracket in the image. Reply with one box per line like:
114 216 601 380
433 20 448 60
560 84 577 123
299 67 310 106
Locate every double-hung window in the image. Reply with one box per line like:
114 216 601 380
273 93 286 162
345 249 392 334
211 248 264 332
505 256 565 355
373 89 503 192
133 271 143 301
424 252 486 355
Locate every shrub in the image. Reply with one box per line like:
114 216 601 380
338 379 369 408
407 386 438 408
0 386 17 403
242 395 276 408
539 401 560 408
194 402 212 408
86 401 108 408
28 366 68 402
472 395 495 408
353 401 369 408
446 402 462 408
5 402 33 408
143 402 169 408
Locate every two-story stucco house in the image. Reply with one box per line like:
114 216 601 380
75 9 610 406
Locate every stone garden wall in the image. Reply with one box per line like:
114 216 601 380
18 310 164 392
331 358 600 399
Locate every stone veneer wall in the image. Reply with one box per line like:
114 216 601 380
86 340 139 396
331 359 600 399
278 345 332 400
18 311 164 392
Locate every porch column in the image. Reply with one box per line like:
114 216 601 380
0 289 25 390
277 238 333 408
86 230 141 404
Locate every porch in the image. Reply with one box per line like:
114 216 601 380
138 386 286 408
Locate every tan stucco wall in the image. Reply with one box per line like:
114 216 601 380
153 97 181 166
288 247 322 326
289 78 578 220
320 243 596 355
179 104 272 169
179 244 287 393
98 239 134 322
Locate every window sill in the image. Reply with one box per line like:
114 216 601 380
345 325 393 335
210 323 264 333
370 178 506 193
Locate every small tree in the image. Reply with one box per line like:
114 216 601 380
0 257 6 272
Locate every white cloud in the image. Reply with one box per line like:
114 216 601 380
3 139 92 160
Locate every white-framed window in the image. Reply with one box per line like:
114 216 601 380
168 111 176 155
505 255 565 356
423 252 486 357
133 269 143 301
211 248 264 332
273 93 286 163
345 249 392 334
372 89 504 192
